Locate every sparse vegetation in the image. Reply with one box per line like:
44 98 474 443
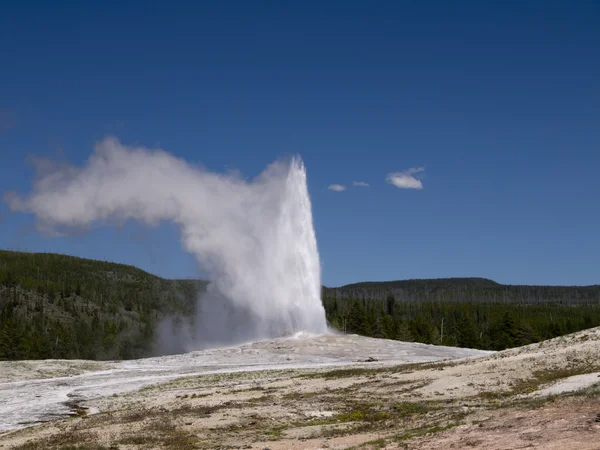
478 361 600 401
5 343 600 450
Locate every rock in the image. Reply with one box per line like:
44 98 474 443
356 356 378 362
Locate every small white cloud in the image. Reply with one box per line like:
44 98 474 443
352 181 370 187
386 167 425 190
328 184 347 192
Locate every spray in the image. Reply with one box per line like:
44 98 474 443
4 137 328 348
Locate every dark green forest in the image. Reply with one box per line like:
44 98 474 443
322 278 600 350
0 250 206 361
1 250 599 361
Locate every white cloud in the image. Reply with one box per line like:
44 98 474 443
328 184 347 192
352 181 370 187
386 167 425 190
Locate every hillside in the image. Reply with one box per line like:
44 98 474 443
0 250 207 361
1 249 600 361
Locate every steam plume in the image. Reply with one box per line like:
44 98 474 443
4 137 327 348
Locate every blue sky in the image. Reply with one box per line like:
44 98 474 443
1 1 599 286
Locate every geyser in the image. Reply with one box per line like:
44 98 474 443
4 137 328 348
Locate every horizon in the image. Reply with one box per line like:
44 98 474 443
1 2 599 287
1 247 598 289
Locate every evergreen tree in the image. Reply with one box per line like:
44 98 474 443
456 312 478 348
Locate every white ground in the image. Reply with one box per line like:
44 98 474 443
0 332 489 433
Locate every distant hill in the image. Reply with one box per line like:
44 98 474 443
325 277 600 304
336 277 501 290
0 250 207 361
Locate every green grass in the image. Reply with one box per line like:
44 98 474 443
393 402 432 416
263 426 285 439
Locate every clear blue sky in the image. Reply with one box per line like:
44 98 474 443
1 1 599 286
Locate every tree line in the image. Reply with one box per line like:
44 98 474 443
322 284 600 350
2 250 599 360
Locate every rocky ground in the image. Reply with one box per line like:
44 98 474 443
1 328 600 449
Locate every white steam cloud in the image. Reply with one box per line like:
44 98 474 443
352 181 369 187
328 184 346 192
4 137 328 349
386 167 424 190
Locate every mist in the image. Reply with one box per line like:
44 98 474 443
4 137 328 350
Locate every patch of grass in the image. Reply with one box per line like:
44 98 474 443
136 416 199 449
240 385 266 392
393 402 432 416
16 446 109 450
179 404 222 416
497 380 600 412
299 362 441 380
339 410 367 421
238 394 274 407
120 435 162 445
394 421 461 442
349 437 388 449
339 409 389 423
263 425 285 440
533 366 598 386
112 402 222 427
380 378 419 388
301 367 376 379
478 364 600 401
11 432 107 450
282 391 321 400
190 392 212 398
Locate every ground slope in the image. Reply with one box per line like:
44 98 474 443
0 333 488 433
1 327 600 449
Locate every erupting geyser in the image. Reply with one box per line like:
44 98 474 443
4 137 328 349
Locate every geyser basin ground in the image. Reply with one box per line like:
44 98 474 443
0 333 489 432
4 329 600 449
